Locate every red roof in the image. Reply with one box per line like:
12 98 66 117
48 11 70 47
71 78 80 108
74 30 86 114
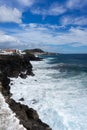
4 49 16 53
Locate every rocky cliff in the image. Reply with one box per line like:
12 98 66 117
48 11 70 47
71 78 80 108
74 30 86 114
0 54 52 130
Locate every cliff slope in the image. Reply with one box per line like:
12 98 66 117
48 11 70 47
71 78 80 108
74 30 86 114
0 54 52 130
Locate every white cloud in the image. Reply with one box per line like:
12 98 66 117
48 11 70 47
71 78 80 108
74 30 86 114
60 27 87 46
17 0 35 7
13 24 87 49
0 32 21 48
31 3 66 16
0 0 36 9
1 24 87 50
74 17 87 25
66 0 87 9
61 16 87 26
0 5 22 23
48 3 66 16
20 23 63 31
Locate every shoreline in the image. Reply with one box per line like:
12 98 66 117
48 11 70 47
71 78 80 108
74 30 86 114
0 83 26 130
0 54 52 130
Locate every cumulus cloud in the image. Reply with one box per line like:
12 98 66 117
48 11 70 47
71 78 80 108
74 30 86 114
31 3 66 16
0 5 22 23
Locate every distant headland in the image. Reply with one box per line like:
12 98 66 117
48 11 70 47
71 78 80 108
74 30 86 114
0 48 59 56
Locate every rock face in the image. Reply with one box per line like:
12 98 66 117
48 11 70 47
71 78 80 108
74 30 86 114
24 53 43 61
0 54 52 130
7 99 51 130
0 54 33 78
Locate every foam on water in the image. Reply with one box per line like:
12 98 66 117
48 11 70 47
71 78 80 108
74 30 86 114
10 58 87 130
0 92 26 130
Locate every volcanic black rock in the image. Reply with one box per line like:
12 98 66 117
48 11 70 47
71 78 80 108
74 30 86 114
0 54 52 130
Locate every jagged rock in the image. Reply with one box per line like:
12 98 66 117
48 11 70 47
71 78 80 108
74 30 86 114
26 108 39 120
7 98 51 130
23 53 43 61
26 70 35 76
0 73 10 96
0 55 33 77
20 73 27 79
10 83 13 85
0 54 52 130
19 98 24 101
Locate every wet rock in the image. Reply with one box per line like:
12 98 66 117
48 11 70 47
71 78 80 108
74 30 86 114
19 98 24 101
0 74 10 96
20 73 27 79
7 98 52 130
26 108 39 120
0 55 33 78
10 83 14 85
0 54 52 130
23 52 43 61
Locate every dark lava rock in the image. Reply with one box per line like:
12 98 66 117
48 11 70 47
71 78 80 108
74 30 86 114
10 83 14 85
7 98 51 130
0 73 10 96
19 98 24 101
0 54 33 78
20 73 27 79
0 54 52 130
23 53 43 61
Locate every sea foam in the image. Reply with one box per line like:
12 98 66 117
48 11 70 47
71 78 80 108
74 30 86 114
0 92 26 130
10 58 87 130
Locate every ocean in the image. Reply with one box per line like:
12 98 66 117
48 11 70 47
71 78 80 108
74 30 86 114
10 54 87 130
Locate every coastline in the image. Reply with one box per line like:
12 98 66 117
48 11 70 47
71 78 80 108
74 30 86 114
0 54 52 130
0 83 26 130
10 54 87 130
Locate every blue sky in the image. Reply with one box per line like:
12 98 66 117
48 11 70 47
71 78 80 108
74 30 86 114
0 0 87 53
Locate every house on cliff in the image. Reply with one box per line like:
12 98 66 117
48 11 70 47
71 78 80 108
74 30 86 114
0 49 25 55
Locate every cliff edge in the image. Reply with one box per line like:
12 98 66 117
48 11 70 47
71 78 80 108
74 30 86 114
0 54 52 130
